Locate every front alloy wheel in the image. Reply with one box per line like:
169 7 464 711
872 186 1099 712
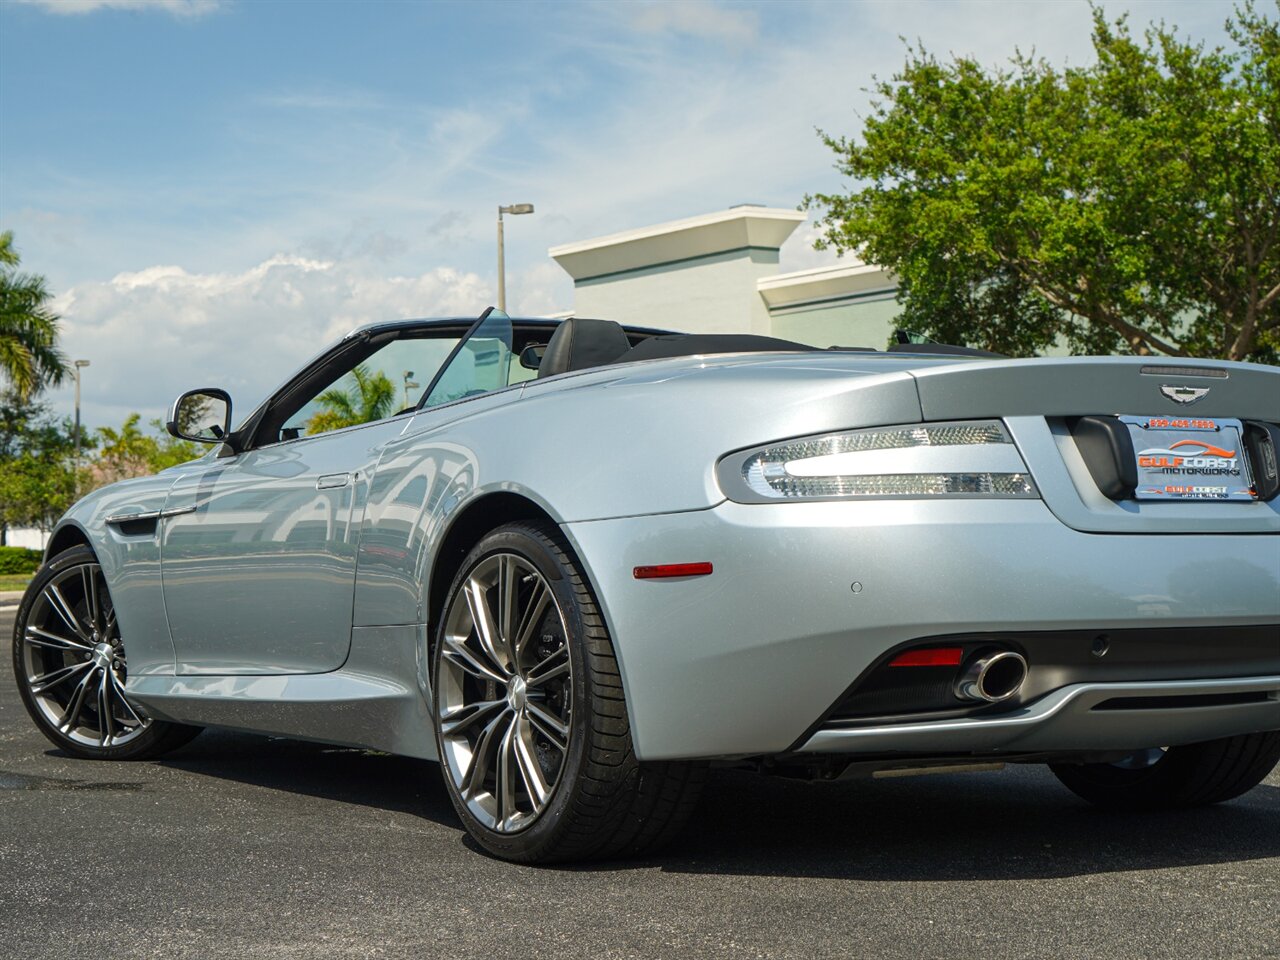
13 545 200 760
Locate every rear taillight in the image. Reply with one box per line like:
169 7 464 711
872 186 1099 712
719 420 1038 503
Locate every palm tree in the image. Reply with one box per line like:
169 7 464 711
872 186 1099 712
0 231 68 400
306 364 396 435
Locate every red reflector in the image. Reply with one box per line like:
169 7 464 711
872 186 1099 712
633 562 714 580
888 647 965 668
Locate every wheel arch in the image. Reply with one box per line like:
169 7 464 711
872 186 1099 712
425 491 562 652
44 522 93 564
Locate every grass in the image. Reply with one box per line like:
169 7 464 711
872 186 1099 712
0 574 32 593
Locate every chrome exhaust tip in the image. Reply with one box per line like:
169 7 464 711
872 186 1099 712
954 651 1028 703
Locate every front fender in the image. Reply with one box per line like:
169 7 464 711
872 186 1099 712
44 472 182 676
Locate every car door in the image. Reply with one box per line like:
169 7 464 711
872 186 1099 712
159 424 397 674
159 323 470 675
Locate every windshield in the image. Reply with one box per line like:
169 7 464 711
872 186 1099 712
422 307 514 408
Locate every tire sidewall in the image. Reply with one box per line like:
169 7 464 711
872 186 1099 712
430 524 597 861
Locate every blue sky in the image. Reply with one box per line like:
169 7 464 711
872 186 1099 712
0 0 1236 427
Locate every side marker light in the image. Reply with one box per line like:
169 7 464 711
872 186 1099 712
633 562 714 580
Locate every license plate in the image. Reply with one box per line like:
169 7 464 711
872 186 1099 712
1121 415 1255 501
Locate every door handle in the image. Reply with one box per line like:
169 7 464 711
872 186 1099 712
316 473 352 490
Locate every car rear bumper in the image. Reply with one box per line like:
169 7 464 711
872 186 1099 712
800 676 1280 755
563 498 1280 761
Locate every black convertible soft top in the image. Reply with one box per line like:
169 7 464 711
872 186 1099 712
612 330 1001 364
616 333 817 364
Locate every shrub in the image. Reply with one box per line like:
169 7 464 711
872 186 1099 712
0 545 42 575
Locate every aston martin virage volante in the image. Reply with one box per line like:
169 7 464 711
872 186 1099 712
13 308 1280 862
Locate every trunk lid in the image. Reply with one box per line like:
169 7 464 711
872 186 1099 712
909 357 1280 534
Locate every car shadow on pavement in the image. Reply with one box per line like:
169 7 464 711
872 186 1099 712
149 731 1280 881
637 767 1280 882
155 728 461 828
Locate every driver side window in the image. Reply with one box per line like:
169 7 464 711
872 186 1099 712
279 334 461 442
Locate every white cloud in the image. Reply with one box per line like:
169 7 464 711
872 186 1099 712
628 0 759 46
257 90 385 112
422 107 511 184
779 217 846 275
13 0 222 16
48 255 506 430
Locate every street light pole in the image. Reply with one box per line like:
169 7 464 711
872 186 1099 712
496 211 505 312
402 370 419 408
73 359 90 494
496 203 535 312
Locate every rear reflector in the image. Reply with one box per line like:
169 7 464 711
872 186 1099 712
633 562 713 580
888 647 965 668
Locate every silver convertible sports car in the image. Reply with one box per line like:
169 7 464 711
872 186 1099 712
12 308 1280 862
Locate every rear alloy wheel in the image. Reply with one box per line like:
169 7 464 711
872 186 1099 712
436 549 572 834
1050 732 1280 809
13 545 201 760
432 522 704 863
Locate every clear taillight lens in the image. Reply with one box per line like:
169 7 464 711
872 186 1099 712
725 420 1038 501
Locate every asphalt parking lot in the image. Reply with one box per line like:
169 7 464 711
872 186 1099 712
1 606 1277 960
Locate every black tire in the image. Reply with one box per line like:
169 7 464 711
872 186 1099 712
1049 732 1280 809
431 521 704 863
13 545 202 761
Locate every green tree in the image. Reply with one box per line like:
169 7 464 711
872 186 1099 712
0 453 78 538
87 413 202 489
0 389 78 542
806 4 1280 361
0 231 69 399
1 400 201 542
0 388 45 461
306 364 396 435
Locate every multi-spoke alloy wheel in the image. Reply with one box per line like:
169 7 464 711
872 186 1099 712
13 545 201 760
436 551 572 833
20 559 149 748
431 522 706 864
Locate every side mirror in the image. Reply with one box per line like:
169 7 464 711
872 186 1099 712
519 344 546 370
167 388 232 444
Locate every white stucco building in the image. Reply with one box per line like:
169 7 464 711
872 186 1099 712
550 206 902 348
4 527 47 550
